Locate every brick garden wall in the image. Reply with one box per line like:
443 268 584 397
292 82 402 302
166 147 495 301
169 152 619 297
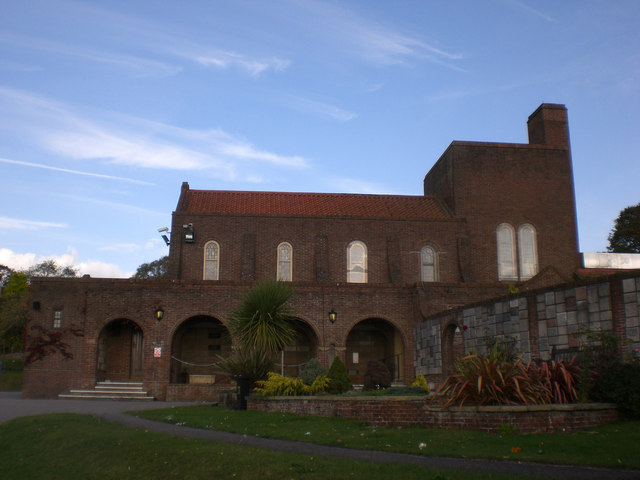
248 396 619 434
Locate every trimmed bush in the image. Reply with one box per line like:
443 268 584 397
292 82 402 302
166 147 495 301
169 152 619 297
590 361 640 419
411 374 430 393
300 358 326 385
363 360 391 390
254 372 329 396
326 356 352 394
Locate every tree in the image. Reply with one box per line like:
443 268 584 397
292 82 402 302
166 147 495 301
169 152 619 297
132 256 169 279
0 272 28 353
26 259 78 278
607 202 640 253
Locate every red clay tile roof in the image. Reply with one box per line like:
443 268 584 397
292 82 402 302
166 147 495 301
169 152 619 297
180 190 451 220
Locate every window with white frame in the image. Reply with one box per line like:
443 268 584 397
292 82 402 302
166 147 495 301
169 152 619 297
347 241 367 283
203 241 220 280
53 310 62 329
497 223 518 280
518 224 538 280
420 245 438 282
497 223 539 281
277 242 292 281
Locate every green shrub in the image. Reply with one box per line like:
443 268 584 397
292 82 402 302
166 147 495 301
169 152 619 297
300 358 326 385
590 361 640 418
326 356 352 394
363 359 391 390
0 357 24 371
411 374 430 393
254 372 329 396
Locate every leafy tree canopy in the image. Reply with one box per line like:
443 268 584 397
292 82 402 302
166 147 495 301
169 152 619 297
132 256 169 279
607 202 640 253
26 259 78 278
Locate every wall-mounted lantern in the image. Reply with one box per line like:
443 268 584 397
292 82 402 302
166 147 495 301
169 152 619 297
328 309 337 323
155 307 164 322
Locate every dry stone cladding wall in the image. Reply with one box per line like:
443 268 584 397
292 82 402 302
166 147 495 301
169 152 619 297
415 273 640 378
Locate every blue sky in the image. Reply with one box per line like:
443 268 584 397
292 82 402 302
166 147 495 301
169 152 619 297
0 0 638 277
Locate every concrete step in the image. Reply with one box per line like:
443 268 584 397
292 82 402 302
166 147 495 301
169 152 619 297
58 381 154 401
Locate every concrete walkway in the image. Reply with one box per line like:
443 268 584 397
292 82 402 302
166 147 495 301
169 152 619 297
1 392 638 480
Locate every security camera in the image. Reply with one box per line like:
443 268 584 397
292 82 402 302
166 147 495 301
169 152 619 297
183 223 193 229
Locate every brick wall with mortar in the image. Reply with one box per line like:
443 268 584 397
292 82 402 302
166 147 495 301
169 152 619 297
248 397 619 434
415 272 640 381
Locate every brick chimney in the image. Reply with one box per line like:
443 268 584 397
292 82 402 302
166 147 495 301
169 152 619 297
527 104 570 149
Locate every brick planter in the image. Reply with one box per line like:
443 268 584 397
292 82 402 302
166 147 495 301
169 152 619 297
247 396 619 434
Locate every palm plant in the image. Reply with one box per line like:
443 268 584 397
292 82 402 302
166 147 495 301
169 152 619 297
228 279 297 356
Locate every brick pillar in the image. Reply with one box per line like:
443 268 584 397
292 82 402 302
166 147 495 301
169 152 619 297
609 278 627 361
526 293 540 359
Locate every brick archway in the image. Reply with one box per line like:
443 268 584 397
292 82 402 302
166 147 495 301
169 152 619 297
96 319 143 382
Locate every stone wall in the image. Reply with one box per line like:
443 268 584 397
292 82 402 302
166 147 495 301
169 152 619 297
415 272 640 379
248 396 619 434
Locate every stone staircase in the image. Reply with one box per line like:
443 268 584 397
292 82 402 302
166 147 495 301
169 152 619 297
58 381 154 401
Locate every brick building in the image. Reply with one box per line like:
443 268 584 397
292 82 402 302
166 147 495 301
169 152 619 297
24 104 582 399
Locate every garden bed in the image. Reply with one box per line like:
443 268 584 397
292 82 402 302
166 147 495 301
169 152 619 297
247 396 619 433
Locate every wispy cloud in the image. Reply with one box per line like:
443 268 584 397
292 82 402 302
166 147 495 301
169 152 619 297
0 217 67 230
0 87 309 179
0 157 152 185
331 177 397 195
0 32 181 77
56 193 166 217
293 0 464 70
499 0 556 22
281 95 357 122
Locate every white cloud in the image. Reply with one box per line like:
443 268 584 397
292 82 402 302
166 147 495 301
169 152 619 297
0 216 67 230
282 95 357 122
293 0 464 69
0 247 130 278
0 87 309 178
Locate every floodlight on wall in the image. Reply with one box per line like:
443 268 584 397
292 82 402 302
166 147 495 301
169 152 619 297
155 307 164 322
183 223 195 243
157 227 171 246
328 309 337 323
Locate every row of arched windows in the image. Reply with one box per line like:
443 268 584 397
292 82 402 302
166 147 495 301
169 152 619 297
496 223 538 281
203 240 439 283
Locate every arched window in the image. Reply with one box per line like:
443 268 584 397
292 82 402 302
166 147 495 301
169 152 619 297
203 241 220 280
518 224 538 280
277 242 293 281
347 241 367 283
420 245 438 282
496 224 517 281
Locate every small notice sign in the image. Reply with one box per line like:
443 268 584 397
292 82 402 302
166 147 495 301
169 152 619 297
154 347 162 358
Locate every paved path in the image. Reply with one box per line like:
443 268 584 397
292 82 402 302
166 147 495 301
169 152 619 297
1 392 638 480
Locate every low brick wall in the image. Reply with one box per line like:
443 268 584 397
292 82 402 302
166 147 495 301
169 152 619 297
166 383 236 404
247 396 619 434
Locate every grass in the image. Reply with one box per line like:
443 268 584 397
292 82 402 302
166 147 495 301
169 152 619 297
134 405 640 469
0 414 545 480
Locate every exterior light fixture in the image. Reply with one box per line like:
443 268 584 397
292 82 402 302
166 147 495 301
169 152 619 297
157 227 170 246
155 307 164 322
183 223 195 243
328 309 337 323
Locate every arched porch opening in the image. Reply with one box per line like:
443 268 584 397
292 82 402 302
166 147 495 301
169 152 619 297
442 323 465 375
96 319 143 382
170 316 232 384
345 318 404 385
277 319 318 378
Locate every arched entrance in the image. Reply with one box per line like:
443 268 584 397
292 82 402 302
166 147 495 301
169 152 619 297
170 316 232 384
277 320 318 378
96 319 143 382
346 318 404 384
442 323 465 375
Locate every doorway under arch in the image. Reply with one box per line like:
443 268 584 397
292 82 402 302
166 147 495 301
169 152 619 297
442 323 465 375
96 319 143 382
345 318 404 384
170 316 232 384
277 319 318 378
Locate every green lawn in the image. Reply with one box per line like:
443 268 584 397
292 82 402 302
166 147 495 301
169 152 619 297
0 414 545 480
134 405 640 469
